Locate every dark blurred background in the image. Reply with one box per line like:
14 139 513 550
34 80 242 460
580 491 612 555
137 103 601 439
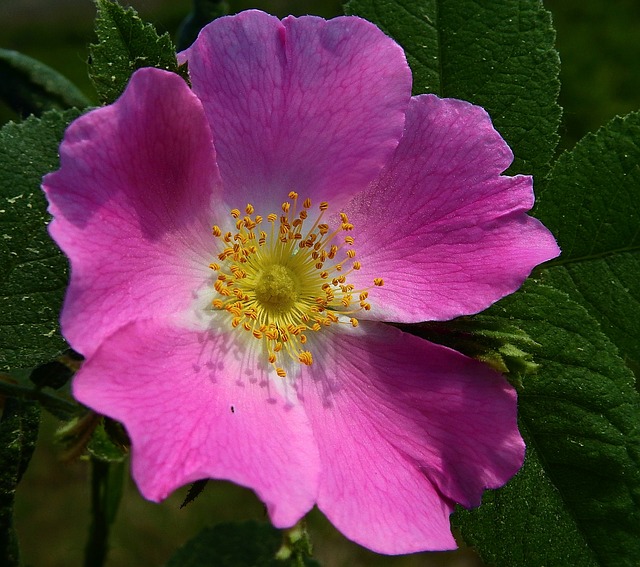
2 1 639 565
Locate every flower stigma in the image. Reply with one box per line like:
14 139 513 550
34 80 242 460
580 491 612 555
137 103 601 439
209 192 384 378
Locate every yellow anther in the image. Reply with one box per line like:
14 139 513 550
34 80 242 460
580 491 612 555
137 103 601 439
212 225 222 237
213 299 224 308
245 203 254 214
282 202 291 213
268 353 277 364
276 368 287 378
267 213 277 223
303 198 312 208
274 342 283 353
319 202 329 211
340 212 349 223
265 328 278 340
374 278 384 286
298 351 313 365
359 291 369 301
209 262 220 270
350 318 359 327
353 261 361 270
231 208 241 218
345 236 354 245
288 191 298 200
347 249 356 258
231 317 242 328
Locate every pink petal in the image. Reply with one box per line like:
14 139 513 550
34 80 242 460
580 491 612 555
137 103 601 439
180 10 411 209
42 68 222 357
346 95 560 322
300 322 524 553
73 319 320 527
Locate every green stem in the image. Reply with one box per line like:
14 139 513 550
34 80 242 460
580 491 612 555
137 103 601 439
83 458 124 567
0 379 78 418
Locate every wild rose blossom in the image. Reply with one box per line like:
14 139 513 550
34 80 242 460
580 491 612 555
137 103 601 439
42 10 559 554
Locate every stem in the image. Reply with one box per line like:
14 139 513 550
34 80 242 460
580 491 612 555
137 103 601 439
83 458 124 567
0 379 78 418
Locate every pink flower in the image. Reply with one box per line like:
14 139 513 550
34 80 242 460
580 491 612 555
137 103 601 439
42 10 559 554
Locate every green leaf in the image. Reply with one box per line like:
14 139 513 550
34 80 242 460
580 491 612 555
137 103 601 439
180 479 209 509
90 0 183 104
0 109 82 372
535 111 640 375
453 281 640 567
0 49 91 118
165 521 320 567
87 420 128 463
0 397 40 567
401 317 541 378
344 0 561 176
454 440 597 567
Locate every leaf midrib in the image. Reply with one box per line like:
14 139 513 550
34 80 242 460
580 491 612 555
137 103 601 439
544 243 640 268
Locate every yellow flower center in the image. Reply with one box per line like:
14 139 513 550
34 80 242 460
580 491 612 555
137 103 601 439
209 192 383 378
254 265 298 312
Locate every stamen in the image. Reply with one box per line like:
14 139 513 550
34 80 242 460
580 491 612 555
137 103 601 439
209 196 383 376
